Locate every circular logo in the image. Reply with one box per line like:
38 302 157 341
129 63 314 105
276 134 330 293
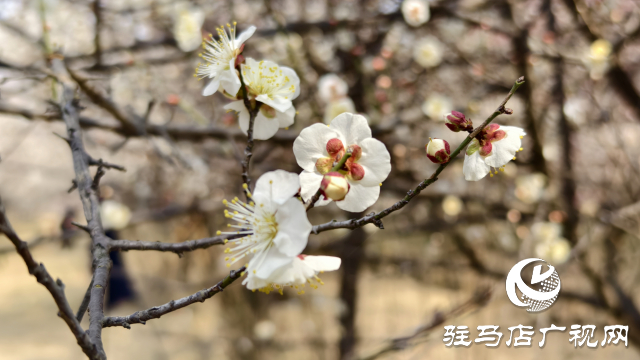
505 258 561 312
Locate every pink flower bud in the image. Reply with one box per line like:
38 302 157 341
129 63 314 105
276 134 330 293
320 172 350 201
426 138 451 164
444 111 473 132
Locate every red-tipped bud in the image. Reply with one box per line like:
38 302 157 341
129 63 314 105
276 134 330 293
326 138 345 157
320 172 350 201
444 111 473 132
426 138 451 164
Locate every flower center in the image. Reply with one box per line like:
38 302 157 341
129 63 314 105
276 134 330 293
315 139 365 181
219 197 279 268
242 60 295 99
467 123 507 157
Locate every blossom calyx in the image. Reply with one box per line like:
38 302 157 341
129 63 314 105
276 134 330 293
426 138 451 164
444 111 473 132
320 172 350 201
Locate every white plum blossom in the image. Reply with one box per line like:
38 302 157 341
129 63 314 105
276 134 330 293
219 170 311 281
413 36 444 68
463 124 526 181
324 96 356 124
422 94 452 120
172 6 205 52
224 58 300 140
401 0 430 27
196 22 256 97
244 255 341 294
318 73 349 103
293 113 391 212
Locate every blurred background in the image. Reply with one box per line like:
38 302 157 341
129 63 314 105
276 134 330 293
1 0 640 359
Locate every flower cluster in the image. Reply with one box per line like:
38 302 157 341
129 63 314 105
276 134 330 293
218 170 341 294
423 107 526 181
196 22 299 140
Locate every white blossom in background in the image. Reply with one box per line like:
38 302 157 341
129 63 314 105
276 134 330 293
401 0 430 27
244 255 341 295
413 36 444 68
100 200 132 231
225 58 301 140
463 124 526 181
218 171 311 280
196 22 256 97
293 113 391 212
563 96 591 126
324 97 356 124
584 39 612 80
422 94 452 120
515 173 546 204
318 73 356 124
318 73 349 103
172 6 205 52
532 222 571 264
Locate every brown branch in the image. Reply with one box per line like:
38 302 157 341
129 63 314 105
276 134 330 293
109 234 243 255
66 66 142 135
0 198 103 360
56 70 113 356
238 65 262 199
102 267 245 328
311 77 525 234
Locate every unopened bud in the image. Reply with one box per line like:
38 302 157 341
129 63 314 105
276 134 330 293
320 172 350 201
444 111 473 132
426 138 451 164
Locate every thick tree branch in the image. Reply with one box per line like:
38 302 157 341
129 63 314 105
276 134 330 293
57 74 113 356
0 198 103 360
311 77 526 234
102 267 245 328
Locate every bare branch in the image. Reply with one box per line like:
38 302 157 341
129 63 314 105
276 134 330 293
0 198 103 360
102 267 246 328
238 65 262 200
109 234 243 255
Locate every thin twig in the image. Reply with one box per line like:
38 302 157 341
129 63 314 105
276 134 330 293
76 276 95 322
0 198 103 360
102 267 246 328
311 77 526 234
238 65 262 200
109 234 243 256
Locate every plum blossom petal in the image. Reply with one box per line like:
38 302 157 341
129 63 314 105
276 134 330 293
299 171 331 207
244 255 342 294
328 113 372 146
484 126 526 168
293 124 340 172
253 169 300 205
356 138 392 187
463 150 491 181
336 183 380 212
